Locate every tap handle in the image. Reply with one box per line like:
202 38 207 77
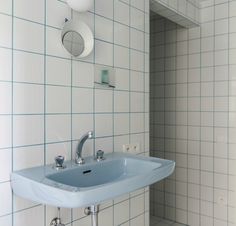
96 150 105 161
54 155 65 169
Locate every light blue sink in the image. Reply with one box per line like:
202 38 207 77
11 152 175 208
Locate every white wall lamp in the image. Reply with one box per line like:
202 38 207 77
66 0 93 12
61 18 94 58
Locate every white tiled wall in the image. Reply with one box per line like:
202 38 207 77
150 1 236 225
0 0 150 225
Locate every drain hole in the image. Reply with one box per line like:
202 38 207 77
83 170 92 174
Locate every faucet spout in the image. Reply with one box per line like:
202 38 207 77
75 131 93 164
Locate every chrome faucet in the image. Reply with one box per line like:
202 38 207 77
75 131 93 164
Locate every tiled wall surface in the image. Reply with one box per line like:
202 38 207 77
150 0 236 225
0 0 150 225
150 0 200 27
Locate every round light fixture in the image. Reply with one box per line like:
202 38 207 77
61 19 94 58
66 0 93 12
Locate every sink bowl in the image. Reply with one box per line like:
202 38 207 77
11 152 175 208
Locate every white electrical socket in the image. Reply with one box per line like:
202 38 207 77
123 143 140 153
123 144 130 152
217 196 227 205
131 143 140 153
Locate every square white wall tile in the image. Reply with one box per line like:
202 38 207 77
46 56 71 86
98 207 113 226
130 49 144 72
0 149 11 182
114 45 129 69
114 200 130 225
229 49 236 65
215 34 228 51
131 92 144 112
0 115 11 149
72 61 94 88
95 0 113 19
95 15 113 43
46 85 70 113
0 14 12 48
188 39 200 54
0 0 12 14
95 40 113 66
14 83 44 114
215 19 228 35
73 215 91 226
130 194 145 218
114 91 129 112
177 41 188 55
0 82 11 114
201 21 214 37
72 88 93 113
0 215 12 226
214 81 228 96
215 50 228 66
95 89 113 113
114 0 129 25
201 7 214 23
14 205 44 226
0 48 12 81
130 113 144 133
130 7 144 31
130 214 144 226
130 28 144 51
0 182 12 216
229 33 236 49
131 0 145 11
215 65 228 81
14 0 44 23
14 51 44 83
114 22 129 47
95 114 113 137
201 36 214 52
13 115 44 146
130 71 144 91
214 127 227 143
14 18 44 53
215 3 228 20
13 145 44 170
114 113 129 135
46 114 71 143
229 1 236 17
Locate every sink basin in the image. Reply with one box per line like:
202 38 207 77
11 152 175 208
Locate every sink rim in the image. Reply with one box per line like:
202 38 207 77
11 152 175 208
